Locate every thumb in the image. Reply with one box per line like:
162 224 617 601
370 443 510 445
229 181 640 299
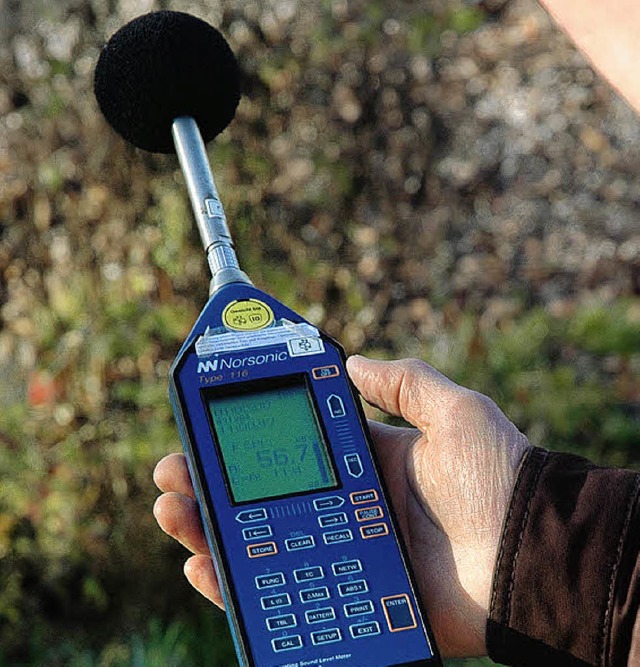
346 355 461 431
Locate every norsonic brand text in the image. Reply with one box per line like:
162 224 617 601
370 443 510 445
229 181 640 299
197 350 288 374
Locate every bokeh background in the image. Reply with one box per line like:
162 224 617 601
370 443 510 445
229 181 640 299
1 0 640 665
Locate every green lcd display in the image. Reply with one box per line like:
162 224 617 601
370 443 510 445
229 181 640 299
205 376 338 504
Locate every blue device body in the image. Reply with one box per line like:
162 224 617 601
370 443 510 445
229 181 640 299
169 281 442 667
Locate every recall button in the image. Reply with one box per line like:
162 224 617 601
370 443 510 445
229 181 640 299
247 541 278 558
381 594 418 632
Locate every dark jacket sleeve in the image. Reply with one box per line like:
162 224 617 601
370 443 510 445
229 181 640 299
487 447 640 667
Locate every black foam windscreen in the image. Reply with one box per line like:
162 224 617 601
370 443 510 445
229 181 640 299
94 11 241 153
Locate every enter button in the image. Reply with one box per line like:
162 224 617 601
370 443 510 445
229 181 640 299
381 594 418 632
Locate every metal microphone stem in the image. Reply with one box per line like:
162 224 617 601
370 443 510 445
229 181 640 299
171 116 252 294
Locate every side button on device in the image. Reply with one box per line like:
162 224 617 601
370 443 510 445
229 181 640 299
272 635 303 652
327 394 346 418
344 453 363 478
381 594 418 632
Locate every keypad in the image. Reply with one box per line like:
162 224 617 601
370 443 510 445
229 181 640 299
242 490 412 656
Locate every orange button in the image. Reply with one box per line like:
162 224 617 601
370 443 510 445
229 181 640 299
381 594 418 632
355 505 384 522
312 365 340 380
350 489 379 505
247 541 278 558
360 523 389 539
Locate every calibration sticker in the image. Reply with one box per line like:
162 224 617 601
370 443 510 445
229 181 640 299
222 299 274 331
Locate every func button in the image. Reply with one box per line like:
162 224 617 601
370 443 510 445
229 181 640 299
255 573 285 589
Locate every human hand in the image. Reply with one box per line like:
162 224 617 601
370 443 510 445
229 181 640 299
153 355 530 657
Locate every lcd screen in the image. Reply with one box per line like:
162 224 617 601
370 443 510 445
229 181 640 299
205 376 338 504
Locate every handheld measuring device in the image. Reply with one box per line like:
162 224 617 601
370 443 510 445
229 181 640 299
95 11 443 667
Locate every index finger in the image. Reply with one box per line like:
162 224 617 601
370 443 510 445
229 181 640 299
153 452 196 500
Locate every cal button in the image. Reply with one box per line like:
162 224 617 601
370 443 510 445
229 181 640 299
272 635 303 652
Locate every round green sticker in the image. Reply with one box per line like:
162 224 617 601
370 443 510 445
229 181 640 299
222 299 274 331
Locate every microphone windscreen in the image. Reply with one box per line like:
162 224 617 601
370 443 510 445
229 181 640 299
94 11 241 153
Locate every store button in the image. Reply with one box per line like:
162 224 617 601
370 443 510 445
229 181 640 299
247 542 278 558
